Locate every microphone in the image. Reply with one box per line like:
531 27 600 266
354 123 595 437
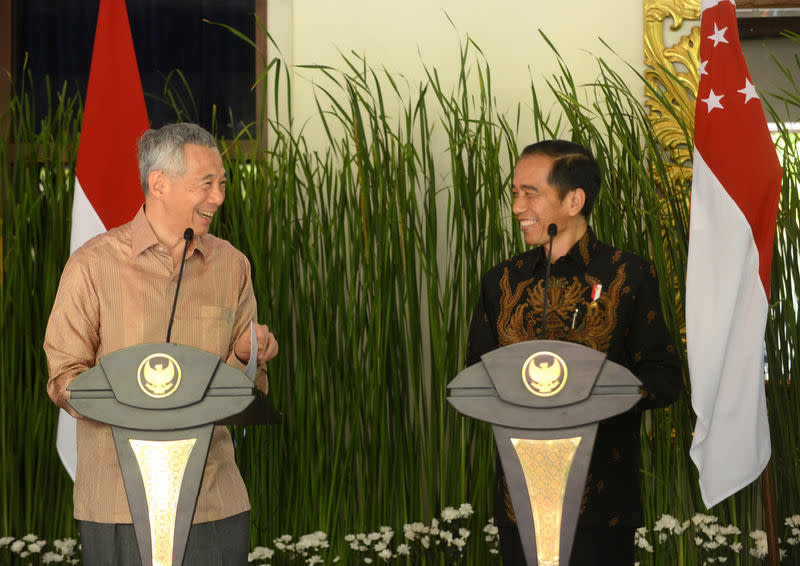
540 223 558 338
166 228 194 343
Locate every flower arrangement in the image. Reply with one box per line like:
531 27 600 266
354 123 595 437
0 535 79 564
247 503 500 565
4 512 797 565
634 513 800 565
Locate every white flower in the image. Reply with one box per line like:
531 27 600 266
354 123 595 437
0 537 14 547
344 534 356 542
296 532 329 553
377 549 392 560
695 537 703 546
718 558 728 563
53 539 78 555
483 523 499 536
10 540 25 553
441 507 458 522
730 542 742 553
307 556 323 565
364 558 372 564
396 543 410 556
749 530 768 559
29 540 46 553
654 514 680 533
658 533 667 543
458 528 470 538
786 515 800 528
453 538 466 549
333 557 340 563
373 542 387 552
720 525 741 536
458 503 474 518
20 551 30 558
490 548 499 555
692 514 718 526
22 534 39 543
248 546 274 561
421 535 430 549
379 526 393 534
42 552 64 564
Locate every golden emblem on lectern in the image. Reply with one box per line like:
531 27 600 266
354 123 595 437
137 354 182 398
522 351 568 397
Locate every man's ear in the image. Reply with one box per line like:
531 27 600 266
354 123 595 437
148 170 168 198
568 188 586 216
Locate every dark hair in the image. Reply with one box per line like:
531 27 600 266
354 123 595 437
519 140 601 219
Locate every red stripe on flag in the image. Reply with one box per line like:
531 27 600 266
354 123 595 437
75 0 148 230
693 0 782 295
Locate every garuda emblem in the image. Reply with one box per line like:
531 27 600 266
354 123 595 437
137 354 182 398
522 351 567 397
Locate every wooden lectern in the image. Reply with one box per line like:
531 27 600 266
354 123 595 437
67 343 280 566
447 340 643 566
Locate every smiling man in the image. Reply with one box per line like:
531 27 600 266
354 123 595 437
44 123 278 565
466 140 682 565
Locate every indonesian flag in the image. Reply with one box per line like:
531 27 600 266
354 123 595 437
686 0 782 507
56 0 148 479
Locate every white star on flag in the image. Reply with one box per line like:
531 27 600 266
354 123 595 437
702 89 724 112
699 60 709 76
687 0 781 509
738 78 759 103
709 22 729 47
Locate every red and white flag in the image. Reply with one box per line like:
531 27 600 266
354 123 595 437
57 0 148 479
686 0 782 507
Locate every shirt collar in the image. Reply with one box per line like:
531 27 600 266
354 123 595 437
130 206 207 262
535 225 597 268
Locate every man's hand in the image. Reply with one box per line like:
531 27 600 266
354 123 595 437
234 323 278 365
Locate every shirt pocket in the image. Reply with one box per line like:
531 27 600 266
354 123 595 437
194 306 234 358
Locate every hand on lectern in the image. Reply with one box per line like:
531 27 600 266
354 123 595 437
234 323 278 366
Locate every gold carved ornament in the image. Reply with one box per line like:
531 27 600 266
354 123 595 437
644 0 703 345
644 0 701 177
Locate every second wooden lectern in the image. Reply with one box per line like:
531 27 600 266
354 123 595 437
448 340 642 566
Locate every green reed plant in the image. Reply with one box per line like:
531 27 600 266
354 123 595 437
1 71 80 538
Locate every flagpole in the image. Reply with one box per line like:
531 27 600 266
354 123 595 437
761 458 779 566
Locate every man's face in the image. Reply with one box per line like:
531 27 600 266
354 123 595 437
511 153 574 247
162 144 226 238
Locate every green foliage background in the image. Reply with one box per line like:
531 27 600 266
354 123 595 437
1 35 799 564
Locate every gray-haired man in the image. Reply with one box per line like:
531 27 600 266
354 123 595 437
45 123 277 564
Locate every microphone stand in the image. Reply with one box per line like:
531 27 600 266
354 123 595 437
540 223 558 338
166 228 195 343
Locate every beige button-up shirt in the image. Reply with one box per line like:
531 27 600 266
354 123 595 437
44 207 268 524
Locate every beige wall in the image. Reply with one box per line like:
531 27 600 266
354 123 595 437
268 0 645 145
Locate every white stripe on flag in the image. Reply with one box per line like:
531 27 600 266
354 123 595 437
70 177 107 253
686 149 771 507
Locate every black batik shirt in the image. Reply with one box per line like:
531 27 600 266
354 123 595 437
466 226 682 527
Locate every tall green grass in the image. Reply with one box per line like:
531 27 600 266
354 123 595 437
1 33 799 565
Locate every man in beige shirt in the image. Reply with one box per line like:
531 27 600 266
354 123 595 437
44 123 277 565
